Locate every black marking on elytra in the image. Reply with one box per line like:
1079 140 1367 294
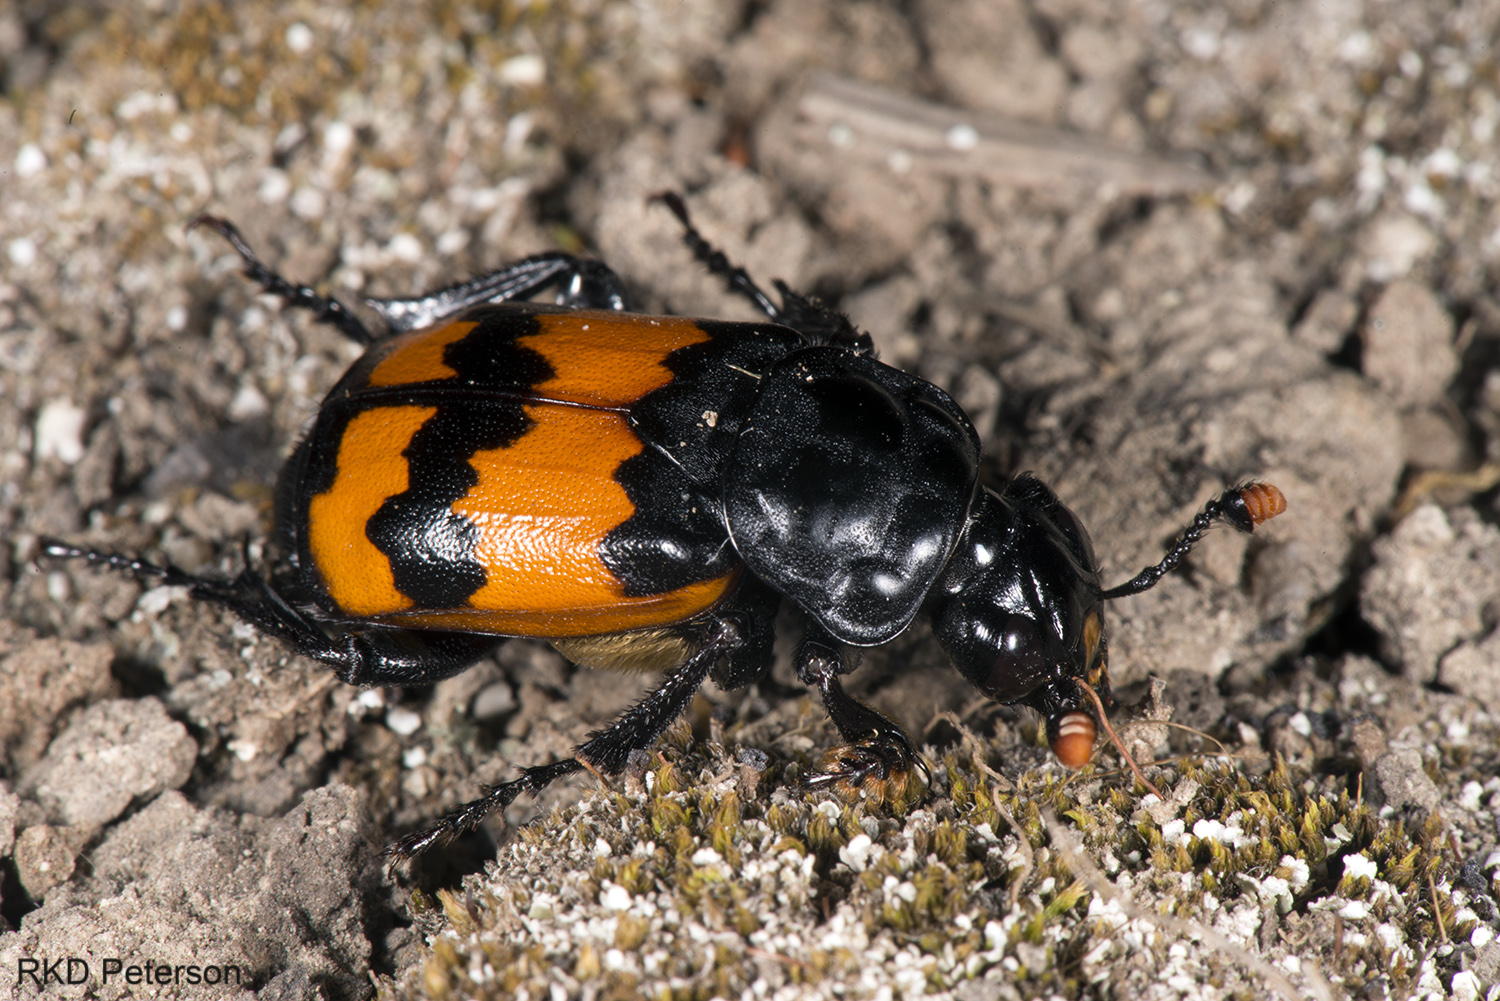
365 310 556 609
627 320 806 486
599 321 804 597
601 452 735 597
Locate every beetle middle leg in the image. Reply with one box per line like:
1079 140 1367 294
796 625 926 807
192 214 631 343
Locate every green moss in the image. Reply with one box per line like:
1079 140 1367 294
398 709 1483 1001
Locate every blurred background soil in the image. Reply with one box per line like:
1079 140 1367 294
0 0 1497 998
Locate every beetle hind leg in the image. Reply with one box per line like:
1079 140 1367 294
385 616 743 863
796 632 927 808
38 540 500 685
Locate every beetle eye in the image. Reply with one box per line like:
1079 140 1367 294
980 614 1051 698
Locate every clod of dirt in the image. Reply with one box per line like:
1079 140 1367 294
20 698 196 829
0 786 380 1001
1361 278 1458 409
1369 747 1441 814
0 624 116 774
1361 504 1500 683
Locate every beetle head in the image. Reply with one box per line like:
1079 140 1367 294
930 474 1110 764
931 475 1287 770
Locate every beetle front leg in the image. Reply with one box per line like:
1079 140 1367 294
797 628 926 806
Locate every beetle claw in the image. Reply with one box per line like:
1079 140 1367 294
807 735 928 809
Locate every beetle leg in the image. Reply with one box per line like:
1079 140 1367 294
365 254 630 332
654 191 876 356
194 214 631 342
385 615 745 862
706 576 781 690
796 631 927 806
37 540 500 684
190 215 377 345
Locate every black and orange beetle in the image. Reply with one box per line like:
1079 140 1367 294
44 194 1285 859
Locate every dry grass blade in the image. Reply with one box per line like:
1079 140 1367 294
1073 678 1163 799
794 74 1215 196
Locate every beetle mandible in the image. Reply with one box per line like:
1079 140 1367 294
44 193 1285 859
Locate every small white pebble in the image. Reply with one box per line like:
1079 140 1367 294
436 229 470 256
290 186 326 220
1181 26 1220 60
8 237 37 268
1283 855 1311 891
402 746 427 768
259 169 291 204
385 706 422 736
387 232 423 263
1340 899 1370 920
499 53 545 86
135 586 180 617
1450 970 1481 1001
945 123 979 151
228 384 269 420
600 883 631 911
15 143 47 177
285 22 313 54
46 572 69 603
35 399 87 463
827 123 855 149
690 846 722 866
839 834 873 872
594 838 612 858
1343 853 1378 882
324 119 354 154
1459 781 1484 811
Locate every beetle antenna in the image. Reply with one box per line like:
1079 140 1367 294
1100 483 1285 600
1073 678 1163 798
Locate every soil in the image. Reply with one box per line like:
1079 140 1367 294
0 1 1497 999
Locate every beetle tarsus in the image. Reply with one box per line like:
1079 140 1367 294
652 191 783 322
190 215 377 345
798 638 927 807
385 762 580 863
652 191 874 355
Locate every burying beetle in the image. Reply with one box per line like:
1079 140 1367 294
44 193 1285 859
